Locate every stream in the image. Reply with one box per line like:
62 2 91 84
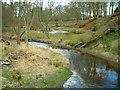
29 41 118 88
49 30 69 34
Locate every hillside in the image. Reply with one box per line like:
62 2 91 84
76 16 119 63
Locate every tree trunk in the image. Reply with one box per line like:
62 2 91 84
111 2 114 15
82 10 84 20
93 4 96 17
40 7 42 21
25 1 29 44
89 10 91 17
17 1 21 45
0 2 2 43
45 25 50 39
109 3 111 16
25 27 28 44
104 3 107 17
100 3 103 16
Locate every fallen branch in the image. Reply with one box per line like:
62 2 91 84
20 31 25 39
1 38 10 45
80 28 115 48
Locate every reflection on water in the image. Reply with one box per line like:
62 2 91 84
49 30 69 34
29 42 118 88
64 50 118 88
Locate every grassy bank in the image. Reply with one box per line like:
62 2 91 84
2 43 72 88
87 31 119 55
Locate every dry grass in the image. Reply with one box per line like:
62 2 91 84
2 43 70 88
109 39 119 50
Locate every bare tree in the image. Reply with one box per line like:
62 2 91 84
36 0 55 39
23 1 36 44
10 0 21 44
17 0 21 44
110 2 115 15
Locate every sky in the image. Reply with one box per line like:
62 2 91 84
2 0 70 9
2 0 117 15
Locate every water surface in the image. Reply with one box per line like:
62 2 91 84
49 30 69 34
29 42 118 88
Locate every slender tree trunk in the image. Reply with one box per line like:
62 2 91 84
111 2 114 15
100 3 103 16
40 7 42 21
103 3 107 17
93 3 96 17
25 1 29 44
96 8 99 18
10 1 14 31
89 10 91 17
25 27 28 44
109 3 111 16
87 11 89 19
0 2 2 46
17 1 21 45
45 24 50 39
82 10 84 20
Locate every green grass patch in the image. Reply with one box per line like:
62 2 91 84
68 40 81 46
2 67 72 88
39 67 72 88
28 30 46 40
88 31 119 55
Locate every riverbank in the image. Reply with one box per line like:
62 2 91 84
2 43 72 88
76 48 119 71
29 39 119 72
2 32 119 72
30 34 119 61
2 31 119 75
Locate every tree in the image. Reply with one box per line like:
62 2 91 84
103 2 107 17
110 2 115 15
67 2 81 24
37 1 55 39
17 0 21 44
9 0 21 44
22 1 36 44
